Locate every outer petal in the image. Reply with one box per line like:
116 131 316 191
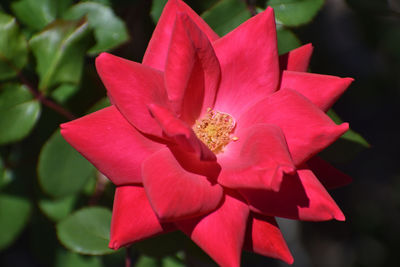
148 103 215 161
142 148 223 222
96 53 168 137
109 185 173 249
60 106 162 185
279 43 313 72
239 169 345 221
307 156 352 189
177 191 249 267
165 14 220 125
280 71 354 112
213 7 279 117
218 124 295 191
244 214 293 264
238 89 349 166
143 0 219 71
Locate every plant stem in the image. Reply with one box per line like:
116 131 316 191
17 72 76 121
245 0 258 16
88 172 109 206
125 246 132 267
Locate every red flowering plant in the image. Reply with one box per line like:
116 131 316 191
61 0 353 266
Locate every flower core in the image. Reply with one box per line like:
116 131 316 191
193 108 237 153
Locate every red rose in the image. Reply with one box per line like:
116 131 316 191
61 0 353 266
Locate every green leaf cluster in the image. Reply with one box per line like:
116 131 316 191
0 0 129 262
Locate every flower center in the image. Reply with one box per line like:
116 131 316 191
193 108 238 153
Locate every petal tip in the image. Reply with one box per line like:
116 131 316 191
109 239 121 250
59 122 68 131
282 252 294 265
340 122 350 133
60 122 73 139
344 77 355 85
304 42 314 48
269 165 296 192
96 52 112 64
265 6 274 13
335 211 346 221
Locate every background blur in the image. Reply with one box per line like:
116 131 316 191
0 0 399 266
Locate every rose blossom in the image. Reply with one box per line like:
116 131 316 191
61 0 353 266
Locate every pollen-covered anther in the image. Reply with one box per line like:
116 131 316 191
193 108 237 153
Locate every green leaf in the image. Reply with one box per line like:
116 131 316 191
83 0 111 5
276 24 301 54
0 194 32 250
135 255 185 267
0 83 41 144
134 231 185 258
87 97 110 113
51 84 80 103
135 255 160 267
55 249 103 267
268 0 324 27
11 0 74 30
0 157 13 190
201 0 251 36
64 2 129 54
29 19 91 92
39 195 77 222
327 109 369 147
320 109 369 163
163 256 185 267
57 207 114 255
0 12 28 80
38 130 95 198
150 0 168 23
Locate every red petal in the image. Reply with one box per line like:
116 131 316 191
307 156 352 189
109 185 173 249
240 169 345 221
148 103 215 161
213 7 279 118
165 14 220 125
60 106 162 185
244 214 293 264
280 71 354 112
279 43 313 72
218 124 295 191
95 52 168 137
142 148 223 221
238 89 349 166
177 191 249 267
143 0 218 71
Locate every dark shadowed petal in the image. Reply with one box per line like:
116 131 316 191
60 106 163 185
109 185 173 249
239 169 345 221
307 156 352 189
142 148 223 222
164 13 220 125
279 43 313 72
218 124 295 191
177 191 249 267
95 52 169 137
143 0 219 71
244 214 293 264
280 71 354 112
238 89 349 166
213 7 279 118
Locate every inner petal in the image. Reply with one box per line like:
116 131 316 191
193 108 237 153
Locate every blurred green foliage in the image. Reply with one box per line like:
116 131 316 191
0 0 373 266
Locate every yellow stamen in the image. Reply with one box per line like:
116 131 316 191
193 108 236 153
